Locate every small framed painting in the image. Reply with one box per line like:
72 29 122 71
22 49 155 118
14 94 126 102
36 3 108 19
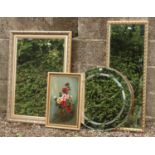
46 72 84 130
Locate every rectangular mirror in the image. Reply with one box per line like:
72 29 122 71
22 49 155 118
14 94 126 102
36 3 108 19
7 31 72 124
106 21 148 132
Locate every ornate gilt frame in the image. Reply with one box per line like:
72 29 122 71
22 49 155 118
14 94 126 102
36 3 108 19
46 72 84 130
7 31 72 124
106 20 149 132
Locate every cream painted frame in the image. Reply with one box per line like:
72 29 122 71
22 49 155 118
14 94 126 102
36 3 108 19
7 31 72 124
106 21 149 132
46 72 84 130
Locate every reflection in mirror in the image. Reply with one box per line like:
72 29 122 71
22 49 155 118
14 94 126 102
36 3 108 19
84 67 134 131
16 38 64 116
7 31 72 124
107 21 148 131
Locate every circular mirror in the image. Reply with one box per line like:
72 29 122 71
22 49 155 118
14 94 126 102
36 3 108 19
84 67 134 130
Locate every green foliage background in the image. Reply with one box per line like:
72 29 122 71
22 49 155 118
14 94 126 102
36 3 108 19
110 24 144 128
15 39 64 117
85 25 144 129
85 68 132 130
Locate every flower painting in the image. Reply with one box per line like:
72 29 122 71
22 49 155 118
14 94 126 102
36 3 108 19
46 73 83 130
55 83 74 114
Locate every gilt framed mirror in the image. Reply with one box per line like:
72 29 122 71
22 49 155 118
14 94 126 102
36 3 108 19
106 21 148 132
7 31 72 124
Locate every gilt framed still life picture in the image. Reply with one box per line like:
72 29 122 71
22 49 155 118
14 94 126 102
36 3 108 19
46 72 84 130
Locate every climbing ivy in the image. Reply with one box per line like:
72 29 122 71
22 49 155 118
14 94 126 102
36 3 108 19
15 39 64 117
85 24 144 129
85 68 132 130
110 24 144 128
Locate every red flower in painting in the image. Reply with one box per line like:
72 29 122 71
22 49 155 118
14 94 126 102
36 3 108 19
62 87 69 94
55 82 73 114
61 100 67 108
66 106 72 113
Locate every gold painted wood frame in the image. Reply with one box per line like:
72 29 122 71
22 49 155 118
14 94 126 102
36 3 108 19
106 21 149 132
7 31 72 124
46 72 84 130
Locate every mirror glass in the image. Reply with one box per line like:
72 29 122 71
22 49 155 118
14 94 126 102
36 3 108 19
8 31 71 123
108 22 148 130
16 38 64 117
84 67 134 130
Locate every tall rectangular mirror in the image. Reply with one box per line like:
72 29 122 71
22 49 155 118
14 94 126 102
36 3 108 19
7 31 72 124
106 21 148 132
